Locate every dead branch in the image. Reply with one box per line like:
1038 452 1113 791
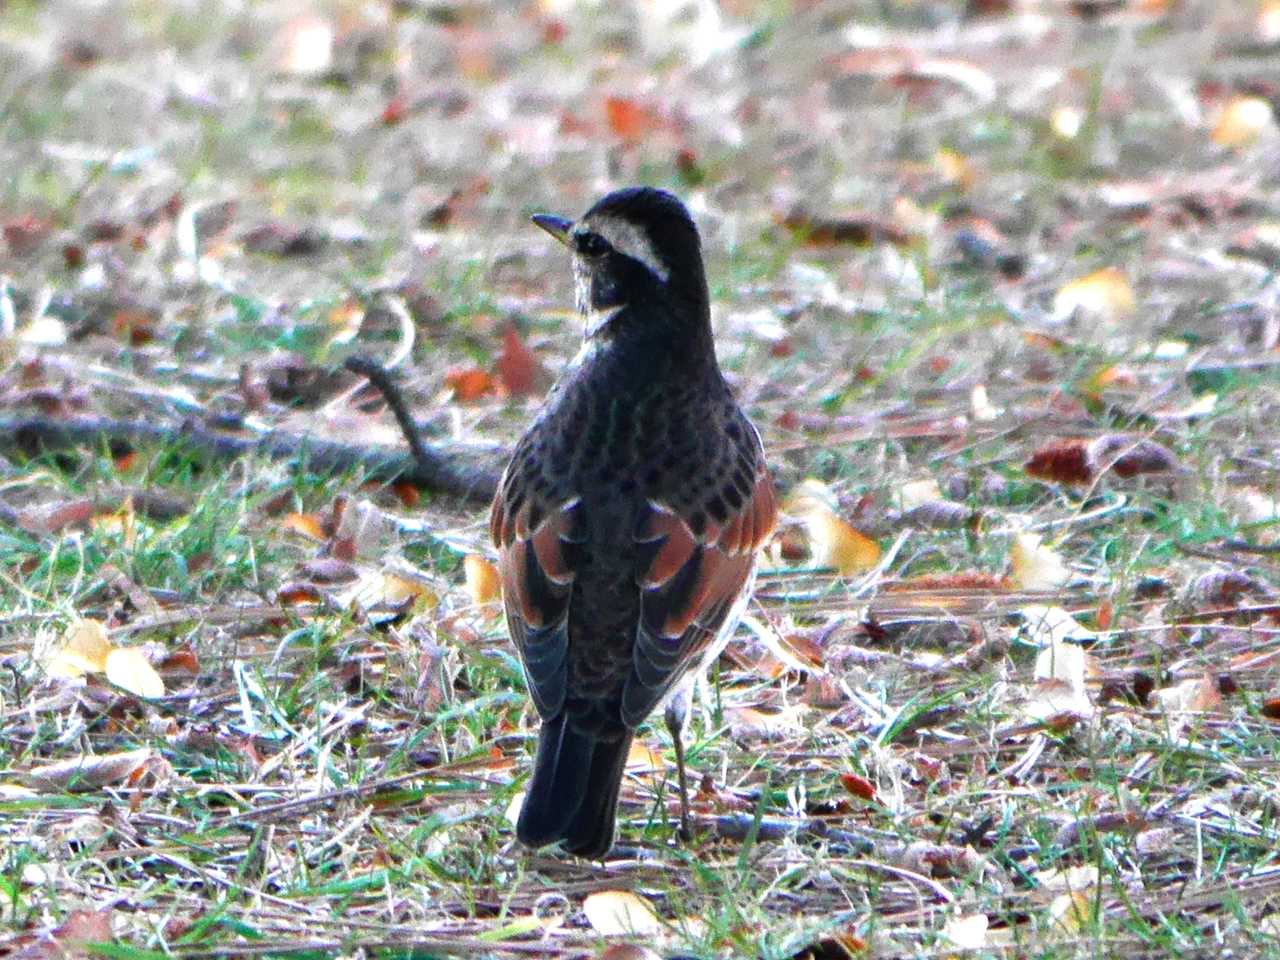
0 413 502 504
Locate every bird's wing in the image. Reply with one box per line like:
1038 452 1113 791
490 467 582 720
622 442 777 727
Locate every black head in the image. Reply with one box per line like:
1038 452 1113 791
532 187 710 341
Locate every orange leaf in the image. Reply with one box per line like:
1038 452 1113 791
445 366 495 401
839 772 878 802
464 554 501 604
282 512 327 541
605 96 662 142
789 480 881 576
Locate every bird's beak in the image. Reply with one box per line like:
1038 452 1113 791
531 213 573 247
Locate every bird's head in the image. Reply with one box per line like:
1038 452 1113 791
532 187 709 340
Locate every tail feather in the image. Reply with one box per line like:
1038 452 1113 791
517 713 633 859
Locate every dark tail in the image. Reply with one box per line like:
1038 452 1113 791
517 713 633 860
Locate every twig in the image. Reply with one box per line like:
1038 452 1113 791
0 413 501 504
343 355 440 474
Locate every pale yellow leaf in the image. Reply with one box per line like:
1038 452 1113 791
381 570 439 611
788 480 880 575
1010 533 1070 590
104 647 165 698
1153 673 1222 714
970 383 1001 422
933 148 975 190
1048 889 1095 934
278 15 333 76
1034 636 1088 690
505 790 526 827
1051 105 1085 139
45 619 112 678
1032 865 1099 901
942 913 989 949
582 890 661 936
465 554 502 604
1023 678 1094 723
1053 267 1135 323
1212 95 1273 148
898 478 942 511
1261 1 1280 42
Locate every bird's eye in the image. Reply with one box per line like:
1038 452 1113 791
575 232 610 257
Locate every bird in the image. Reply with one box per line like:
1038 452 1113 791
489 186 776 859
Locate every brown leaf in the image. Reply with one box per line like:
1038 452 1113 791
884 571 1012 591
495 325 549 398
241 222 327 257
301 557 359 583
159 647 200 674
779 208 911 247
24 748 155 792
1025 439 1093 485
17 498 97 535
14 908 115 959
276 582 324 605
4 213 53 255
1089 435 1179 478
1189 569 1268 606
1260 697 1280 720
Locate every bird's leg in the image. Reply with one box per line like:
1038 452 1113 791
664 687 692 842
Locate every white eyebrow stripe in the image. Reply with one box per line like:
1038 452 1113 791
582 215 670 282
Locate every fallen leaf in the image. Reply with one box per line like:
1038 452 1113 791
464 555 502 604
1050 105 1086 139
1212 95 1273 148
605 95 664 142
495 325 549 397
582 890 662 936
597 946 663 960
104 647 165 698
1048 889 1095 934
24 748 155 792
839 772 878 802
789 480 881 575
898 478 942 511
277 14 333 76
1053 267 1135 322
1154 673 1223 714
445 366 495 401
1024 439 1093 485
942 913 989 950
1009 533 1071 590
45 619 112 678
282 512 328 541
1089 435 1179 478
